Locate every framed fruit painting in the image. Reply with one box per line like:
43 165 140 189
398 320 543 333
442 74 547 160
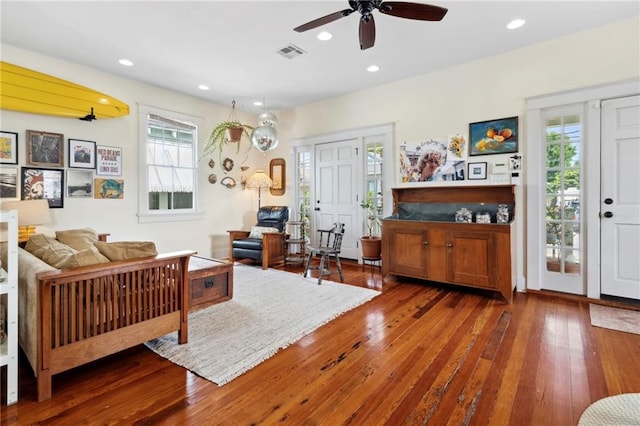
469 116 518 156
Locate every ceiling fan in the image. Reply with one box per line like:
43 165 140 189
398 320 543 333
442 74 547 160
293 1 448 50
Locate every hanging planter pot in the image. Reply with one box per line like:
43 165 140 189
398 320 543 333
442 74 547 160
225 126 244 143
202 100 253 161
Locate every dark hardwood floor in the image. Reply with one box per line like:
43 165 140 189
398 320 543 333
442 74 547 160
2 260 639 425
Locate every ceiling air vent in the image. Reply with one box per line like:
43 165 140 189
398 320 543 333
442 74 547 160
277 44 306 59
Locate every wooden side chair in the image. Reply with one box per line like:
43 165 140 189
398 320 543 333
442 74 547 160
303 223 345 285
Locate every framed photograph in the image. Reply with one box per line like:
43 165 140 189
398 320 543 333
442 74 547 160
21 167 64 208
94 178 124 199
469 116 518 156
96 145 122 176
0 167 18 198
69 139 96 169
26 130 64 167
468 162 488 180
269 158 285 196
0 131 18 164
66 169 93 197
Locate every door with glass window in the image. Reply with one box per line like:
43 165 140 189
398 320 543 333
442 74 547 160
541 108 584 294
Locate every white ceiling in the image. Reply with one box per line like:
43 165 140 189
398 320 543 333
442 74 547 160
1 1 638 114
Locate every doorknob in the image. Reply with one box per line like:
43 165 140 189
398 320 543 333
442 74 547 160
315 207 321 211
604 198 613 205
603 211 613 218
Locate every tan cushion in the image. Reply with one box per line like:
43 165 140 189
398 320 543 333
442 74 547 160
59 246 111 268
248 226 280 239
25 234 77 266
56 228 99 251
94 241 158 261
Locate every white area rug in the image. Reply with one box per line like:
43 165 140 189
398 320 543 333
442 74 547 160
578 393 640 425
145 264 380 385
589 304 640 335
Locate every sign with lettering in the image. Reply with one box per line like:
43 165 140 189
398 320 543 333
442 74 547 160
96 145 122 176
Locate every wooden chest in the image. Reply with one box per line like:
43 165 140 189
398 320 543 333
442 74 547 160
188 256 233 311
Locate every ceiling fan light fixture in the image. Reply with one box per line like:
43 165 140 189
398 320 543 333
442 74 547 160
507 19 526 30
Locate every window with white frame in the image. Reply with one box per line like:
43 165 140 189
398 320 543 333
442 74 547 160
138 105 201 222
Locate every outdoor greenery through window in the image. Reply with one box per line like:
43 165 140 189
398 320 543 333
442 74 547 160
146 113 196 211
296 149 311 239
364 139 383 236
545 113 582 274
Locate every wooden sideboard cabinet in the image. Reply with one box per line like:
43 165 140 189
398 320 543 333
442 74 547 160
382 185 516 303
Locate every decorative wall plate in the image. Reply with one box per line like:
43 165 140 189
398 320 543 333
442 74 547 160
208 173 217 184
222 157 234 172
221 176 236 188
208 159 215 168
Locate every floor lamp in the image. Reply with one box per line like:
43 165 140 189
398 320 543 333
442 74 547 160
246 170 273 209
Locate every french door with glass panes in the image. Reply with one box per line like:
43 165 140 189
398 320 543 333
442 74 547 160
541 106 584 294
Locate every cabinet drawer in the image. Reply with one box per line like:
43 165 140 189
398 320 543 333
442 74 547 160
190 272 230 309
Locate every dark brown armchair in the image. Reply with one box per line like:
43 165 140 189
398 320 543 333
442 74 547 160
227 206 290 270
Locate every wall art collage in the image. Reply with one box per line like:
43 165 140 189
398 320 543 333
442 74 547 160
0 129 124 207
399 116 521 185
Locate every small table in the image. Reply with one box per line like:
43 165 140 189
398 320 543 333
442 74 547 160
188 256 233 312
362 256 381 273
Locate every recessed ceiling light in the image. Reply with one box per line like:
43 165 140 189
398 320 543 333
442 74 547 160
198 85 210 91
506 19 526 30
118 58 134 66
253 101 263 106
317 31 333 41
367 65 380 73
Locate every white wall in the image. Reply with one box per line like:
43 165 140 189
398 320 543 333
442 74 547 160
0 45 279 258
275 17 640 288
1 17 639 268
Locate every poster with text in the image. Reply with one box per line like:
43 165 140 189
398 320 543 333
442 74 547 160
96 145 122 176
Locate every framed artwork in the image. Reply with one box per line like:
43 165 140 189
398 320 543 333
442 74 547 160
400 139 464 183
94 178 124 199
468 162 488 180
26 130 64 167
21 167 64 208
66 169 93 197
0 167 18 198
96 145 122 176
69 139 96 169
269 158 285 196
0 131 18 164
469 116 518 156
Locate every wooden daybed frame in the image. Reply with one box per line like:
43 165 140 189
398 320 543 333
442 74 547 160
34 250 195 401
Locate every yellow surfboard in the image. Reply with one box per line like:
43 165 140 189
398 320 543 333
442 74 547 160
0 61 129 119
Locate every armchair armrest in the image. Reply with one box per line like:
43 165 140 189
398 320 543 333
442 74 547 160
227 230 250 261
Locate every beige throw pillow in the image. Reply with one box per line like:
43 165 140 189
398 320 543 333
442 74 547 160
94 241 158 261
59 246 111 268
248 226 280 239
25 234 76 266
56 228 100 251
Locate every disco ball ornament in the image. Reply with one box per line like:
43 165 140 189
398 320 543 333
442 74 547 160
258 111 278 128
251 125 279 152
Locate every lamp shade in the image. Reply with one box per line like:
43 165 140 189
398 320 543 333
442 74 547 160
246 170 273 189
2 199 52 226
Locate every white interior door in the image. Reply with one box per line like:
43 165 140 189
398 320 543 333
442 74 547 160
601 95 640 299
314 139 360 259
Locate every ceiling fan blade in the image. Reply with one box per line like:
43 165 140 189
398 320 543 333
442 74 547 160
359 14 376 50
294 8 355 32
378 1 448 21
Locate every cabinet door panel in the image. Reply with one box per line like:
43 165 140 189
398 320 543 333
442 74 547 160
447 230 497 288
387 226 426 276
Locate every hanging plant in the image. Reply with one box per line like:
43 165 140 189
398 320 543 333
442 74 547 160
202 100 254 161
